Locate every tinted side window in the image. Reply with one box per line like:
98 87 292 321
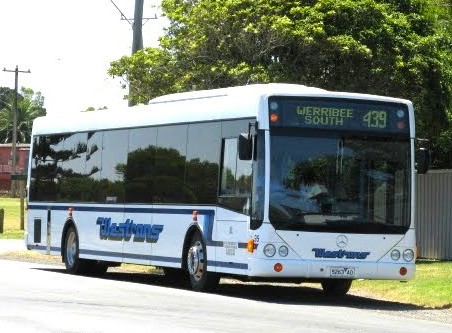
125 127 157 203
218 119 253 214
59 133 88 202
220 138 237 195
186 122 220 204
85 131 103 202
29 135 66 201
100 129 129 203
29 136 41 201
155 125 188 203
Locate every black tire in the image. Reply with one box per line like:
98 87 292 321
64 226 108 276
85 260 109 276
63 226 87 274
321 279 352 297
186 232 219 291
163 267 189 287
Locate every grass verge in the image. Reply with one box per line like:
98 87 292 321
0 198 24 239
351 260 452 308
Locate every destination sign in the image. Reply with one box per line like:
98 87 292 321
268 97 410 134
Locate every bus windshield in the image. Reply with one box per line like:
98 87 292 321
269 129 411 234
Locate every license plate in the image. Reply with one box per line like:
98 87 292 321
329 267 355 278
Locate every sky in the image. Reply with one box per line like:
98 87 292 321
0 0 167 115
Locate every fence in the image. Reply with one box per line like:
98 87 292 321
416 170 452 260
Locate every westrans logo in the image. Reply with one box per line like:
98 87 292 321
312 248 370 259
336 235 348 248
96 217 163 242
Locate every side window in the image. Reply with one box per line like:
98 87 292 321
220 138 238 195
219 137 252 214
29 136 41 201
99 129 129 203
59 132 88 202
125 127 158 203
29 135 66 202
155 125 188 203
186 122 220 204
85 131 103 202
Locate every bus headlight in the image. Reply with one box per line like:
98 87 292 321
403 249 414 262
263 244 276 257
278 245 289 257
391 249 400 261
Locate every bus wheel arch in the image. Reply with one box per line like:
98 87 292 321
61 219 77 261
184 227 219 291
62 220 108 276
181 225 202 270
62 222 86 274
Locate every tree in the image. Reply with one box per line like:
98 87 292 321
430 0 452 168
0 87 47 144
108 0 452 167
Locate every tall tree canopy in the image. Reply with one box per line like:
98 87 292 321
0 87 47 144
109 0 452 168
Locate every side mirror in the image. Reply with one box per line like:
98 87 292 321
416 148 430 174
238 133 252 160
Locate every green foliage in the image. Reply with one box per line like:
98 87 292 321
0 87 46 144
108 0 452 167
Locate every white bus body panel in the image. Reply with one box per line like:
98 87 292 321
247 224 416 280
26 204 252 275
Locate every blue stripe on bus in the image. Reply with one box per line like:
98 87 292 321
27 204 215 216
208 260 248 269
29 245 60 252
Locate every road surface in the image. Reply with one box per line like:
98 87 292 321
0 258 451 333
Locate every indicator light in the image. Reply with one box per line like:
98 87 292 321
247 239 255 253
397 121 406 130
274 263 283 272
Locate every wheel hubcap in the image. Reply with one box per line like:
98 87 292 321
187 241 204 281
66 232 77 267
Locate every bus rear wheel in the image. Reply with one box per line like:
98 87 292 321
321 279 352 296
186 233 219 291
64 226 108 276
64 226 87 274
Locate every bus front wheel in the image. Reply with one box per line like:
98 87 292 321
321 279 352 296
186 233 219 291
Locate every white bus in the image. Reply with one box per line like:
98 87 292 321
26 83 428 295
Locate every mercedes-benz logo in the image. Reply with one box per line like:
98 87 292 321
336 235 348 248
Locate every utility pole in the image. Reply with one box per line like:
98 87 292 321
111 0 157 106
3 65 30 197
132 0 144 54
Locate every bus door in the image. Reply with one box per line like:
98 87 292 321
216 136 252 273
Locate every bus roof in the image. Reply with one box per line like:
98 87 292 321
31 83 412 136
